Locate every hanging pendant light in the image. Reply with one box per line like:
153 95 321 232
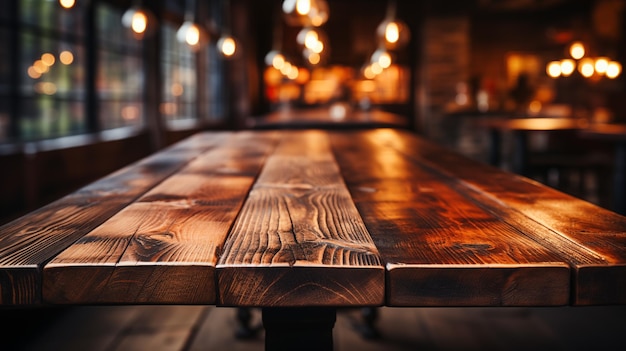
265 2 287 69
218 0 239 59
122 1 156 39
177 0 209 52
282 0 329 27
376 0 409 50
297 27 329 66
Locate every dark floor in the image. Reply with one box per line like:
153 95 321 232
3 305 626 351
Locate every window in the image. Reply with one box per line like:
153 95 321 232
17 0 87 141
97 3 145 131
160 23 197 128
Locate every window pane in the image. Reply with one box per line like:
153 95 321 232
0 27 9 143
97 3 144 131
18 2 86 141
161 23 197 127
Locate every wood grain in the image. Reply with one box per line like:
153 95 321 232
0 132 228 305
43 132 279 304
217 130 384 307
330 130 571 307
362 128 626 305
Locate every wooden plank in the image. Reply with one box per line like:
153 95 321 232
217 130 384 307
0 132 229 306
43 132 278 304
362 128 626 305
330 130 571 307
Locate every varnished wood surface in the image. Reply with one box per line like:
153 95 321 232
43 132 279 304
358 129 626 305
1 128 626 308
0 132 230 305
330 130 570 306
217 131 384 307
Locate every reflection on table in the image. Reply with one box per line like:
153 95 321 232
246 106 410 130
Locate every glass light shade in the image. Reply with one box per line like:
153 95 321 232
296 27 328 54
282 0 329 27
122 6 156 39
265 50 286 70
578 58 595 77
218 35 238 58
176 21 208 52
59 0 75 9
560 59 575 76
546 61 561 78
606 61 622 79
595 57 609 74
370 48 393 69
376 18 410 50
569 41 585 59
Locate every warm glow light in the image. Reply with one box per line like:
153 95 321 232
579 58 595 77
560 59 574 76
371 62 383 75
121 105 140 121
304 31 318 49
528 100 542 115
122 6 154 38
547 61 561 78
280 61 292 76
287 65 299 80
131 11 148 34
363 65 376 79
385 22 400 44
35 82 57 95
296 0 311 15
186 25 200 45
265 50 286 69
607 61 622 78
569 42 585 59
171 83 184 96
307 52 321 65
27 66 42 79
311 40 324 54
218 36 237 57
282 0 328 27
41 53 55 66
595 57 609 74
59 0 75 9
59 50 74 65
371 49 392 69
33 60 49 74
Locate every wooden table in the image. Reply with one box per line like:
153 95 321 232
2 129 626 350
578 123 626 215
474 117 590 175
246 107 410 130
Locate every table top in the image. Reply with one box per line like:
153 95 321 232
2 129 626 308
578 123 626 142
246 107 410 130
475 117 590 131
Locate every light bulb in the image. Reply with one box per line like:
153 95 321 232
122 6 156 39
282 0 329 27
177 21 206 51
218 36 237 58
376 18 409 50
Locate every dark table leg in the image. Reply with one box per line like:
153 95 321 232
488 128 502 167
262 307 336 351
613 142 626 215
512 131 529 176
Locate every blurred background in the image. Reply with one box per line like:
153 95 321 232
1 0 625 223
